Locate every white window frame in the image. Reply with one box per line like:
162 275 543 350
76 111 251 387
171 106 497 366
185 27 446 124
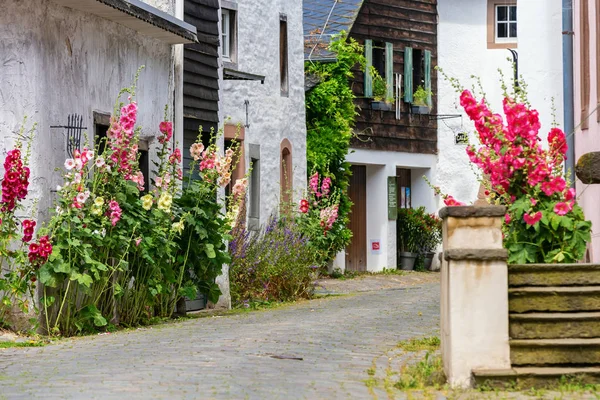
221 9 231 61
495 4 517 43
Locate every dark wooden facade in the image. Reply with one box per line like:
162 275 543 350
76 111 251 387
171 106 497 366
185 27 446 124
183 0 220 172
349 0 438 154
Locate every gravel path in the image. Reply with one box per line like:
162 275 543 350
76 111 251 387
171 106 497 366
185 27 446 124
0 276 440 399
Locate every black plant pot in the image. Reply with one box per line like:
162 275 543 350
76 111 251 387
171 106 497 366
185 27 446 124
422 252 436 271
371 101 393 111
411 105 430 115
398 251 418 270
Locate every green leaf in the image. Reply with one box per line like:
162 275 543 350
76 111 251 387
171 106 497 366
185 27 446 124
38 266 58 287
205 244 216 259
40 296 55 308
70 272 93 288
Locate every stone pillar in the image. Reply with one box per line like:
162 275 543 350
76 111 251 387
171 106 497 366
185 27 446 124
439 206 510 388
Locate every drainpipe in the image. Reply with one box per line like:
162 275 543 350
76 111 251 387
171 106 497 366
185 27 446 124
563 0 575 186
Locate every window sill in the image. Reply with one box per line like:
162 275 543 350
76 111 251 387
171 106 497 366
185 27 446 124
51 0 197 44
487 41 517 50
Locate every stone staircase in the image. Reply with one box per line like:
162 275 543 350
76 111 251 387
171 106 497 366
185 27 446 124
472 263 600 389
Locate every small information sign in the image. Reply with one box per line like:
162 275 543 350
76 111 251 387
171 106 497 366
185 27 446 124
388 177 398 220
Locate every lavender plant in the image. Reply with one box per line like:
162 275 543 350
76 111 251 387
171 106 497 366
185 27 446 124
229 216 315 306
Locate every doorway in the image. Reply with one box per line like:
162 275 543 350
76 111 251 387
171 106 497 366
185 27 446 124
346 165 367 271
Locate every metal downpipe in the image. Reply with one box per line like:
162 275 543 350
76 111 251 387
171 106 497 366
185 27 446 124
563 0 576 186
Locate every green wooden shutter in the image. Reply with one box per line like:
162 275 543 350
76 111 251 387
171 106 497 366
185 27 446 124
424 50 432 107
364 39 373 97
385 42 394 102
403 47 413 103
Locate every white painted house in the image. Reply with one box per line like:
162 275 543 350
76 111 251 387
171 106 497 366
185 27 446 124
437 0 564 205
0 0 197 220
218 0 307 229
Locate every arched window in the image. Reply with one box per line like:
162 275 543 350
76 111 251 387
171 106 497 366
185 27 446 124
280 139 293 208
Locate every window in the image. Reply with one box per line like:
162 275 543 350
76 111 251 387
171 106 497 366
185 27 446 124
280 139 292 212
364 40 395 100
403 47 432 106
495 5 517 41
93 112 110 155
138 140 150 193
487 1 517 49
221 8 237 63
248 144 260 231
280 15 289 96
372 41 385 77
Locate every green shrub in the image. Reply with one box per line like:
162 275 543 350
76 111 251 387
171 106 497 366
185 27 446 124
229 217 315 306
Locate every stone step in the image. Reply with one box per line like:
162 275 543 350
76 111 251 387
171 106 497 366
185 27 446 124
510 338 600 366
510 312 600 339
473 367 600 389
509 263 600 287
509 286 600 313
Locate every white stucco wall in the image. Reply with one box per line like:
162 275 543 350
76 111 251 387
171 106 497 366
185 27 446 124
437 0 564 206
0 0 177 222
346 149 437 271
219 0 307 226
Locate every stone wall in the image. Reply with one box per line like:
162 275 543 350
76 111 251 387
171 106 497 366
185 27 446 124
219 0 307 227
0 0 177 223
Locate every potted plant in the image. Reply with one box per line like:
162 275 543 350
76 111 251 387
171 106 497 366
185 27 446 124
397 208 420 270
411 85 432 115
371 71 393 111
418 212 442 270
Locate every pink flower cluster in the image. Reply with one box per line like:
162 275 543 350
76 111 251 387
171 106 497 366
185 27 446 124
232 178 247 199
158 121 173 144
107 101 139 184
299 199 309 213
169 148 182 165
443 195 465 207
194 144 232 187
22 219 36 242
320 204 339 234
108 200 122 226
190 143 204 160
460 90 574 225
2 148 30 212
28 235 52 266
309 173 321 197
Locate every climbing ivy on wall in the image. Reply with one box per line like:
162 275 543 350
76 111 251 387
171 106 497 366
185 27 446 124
304 32 365 263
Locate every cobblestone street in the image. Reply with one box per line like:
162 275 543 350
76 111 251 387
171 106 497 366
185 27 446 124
0 275 440 399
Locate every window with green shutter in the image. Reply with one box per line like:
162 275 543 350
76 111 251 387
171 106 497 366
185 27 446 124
385 42 394 102
403 47 413 103
424 50 432 107
364 39 373 97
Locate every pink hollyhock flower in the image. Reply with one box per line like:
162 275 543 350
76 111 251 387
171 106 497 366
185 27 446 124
309 173 320 195
169 148 182 164
505 214 511 224
64 159 76 170
321 177 332 197
565 187 576 201
523 211 543 225
158 121 173 144
554 201 573 216
299 199 309 213
443 195 466 206
190 143 204 160
135 237 142 246
548 127 567 156
530 198 537 206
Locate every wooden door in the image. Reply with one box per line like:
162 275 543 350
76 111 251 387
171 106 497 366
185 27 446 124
346 165 367 271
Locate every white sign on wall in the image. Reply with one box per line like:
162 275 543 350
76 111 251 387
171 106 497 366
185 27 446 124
370 239 382 255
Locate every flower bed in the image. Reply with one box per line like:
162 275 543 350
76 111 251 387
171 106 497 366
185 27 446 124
0 79 245 335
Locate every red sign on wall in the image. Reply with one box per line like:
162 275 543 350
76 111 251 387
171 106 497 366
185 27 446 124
372 241 380 251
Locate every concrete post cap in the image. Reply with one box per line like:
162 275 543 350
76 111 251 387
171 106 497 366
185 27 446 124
439 205 506 219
